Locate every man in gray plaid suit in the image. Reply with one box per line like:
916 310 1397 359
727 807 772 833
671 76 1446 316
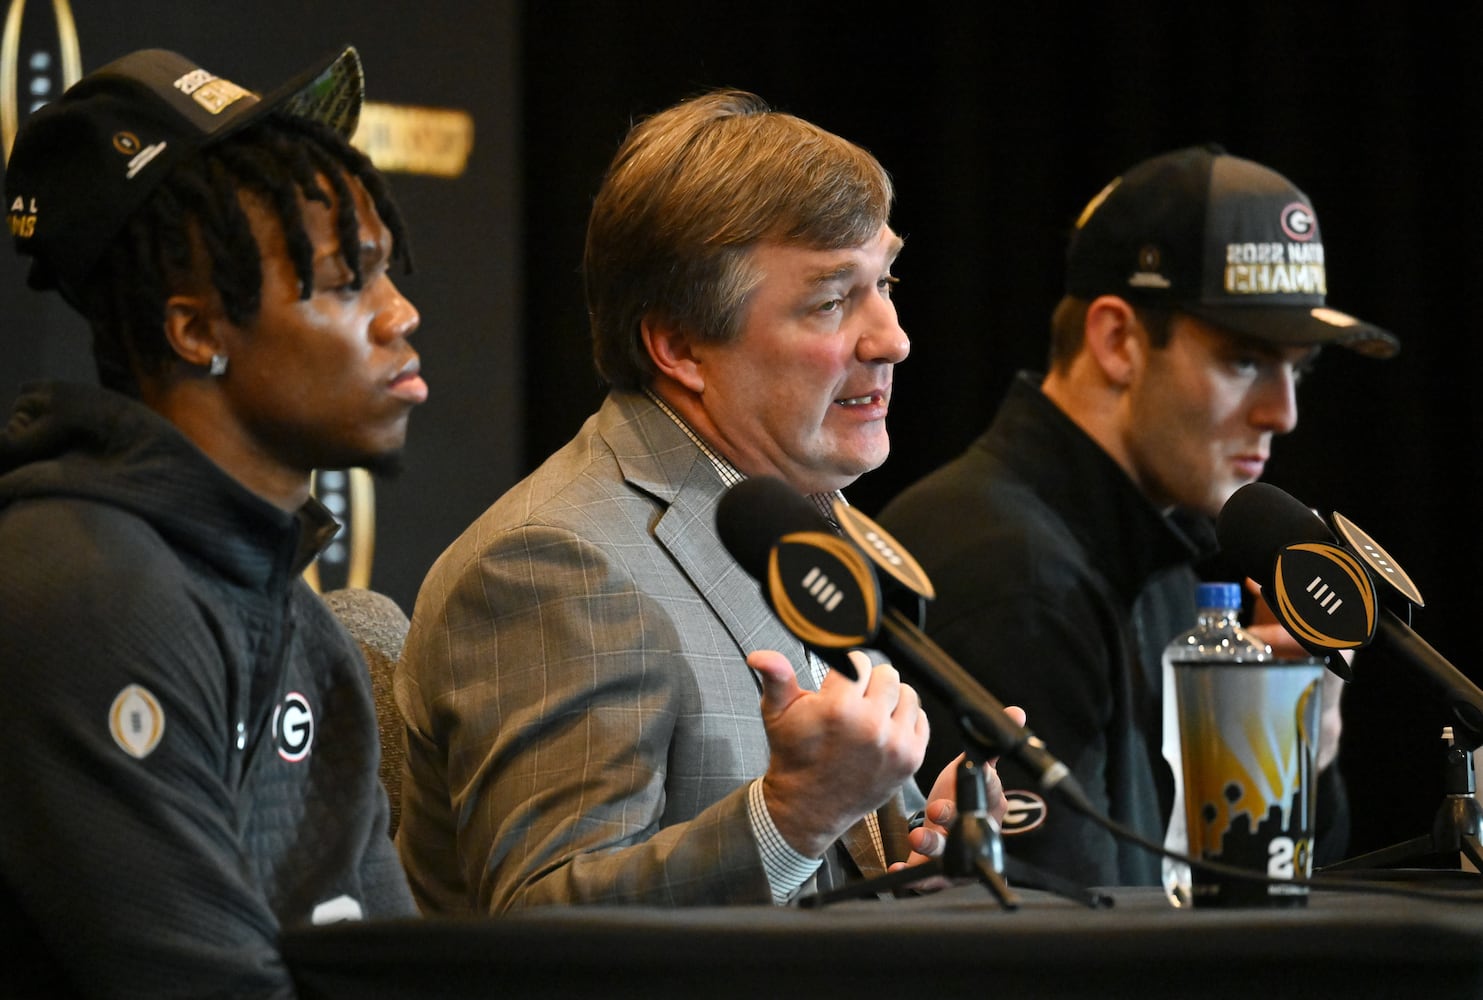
395 90 1008 913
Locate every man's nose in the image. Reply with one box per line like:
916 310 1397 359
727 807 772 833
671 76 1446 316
1252 367 1299 435
371 277 420 344
857 297 909 364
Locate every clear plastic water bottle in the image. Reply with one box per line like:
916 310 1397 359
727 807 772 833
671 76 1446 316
1160 581 1270 907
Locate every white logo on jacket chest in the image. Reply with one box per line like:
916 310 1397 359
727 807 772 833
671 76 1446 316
1001 790 1048 834
272 692 315 762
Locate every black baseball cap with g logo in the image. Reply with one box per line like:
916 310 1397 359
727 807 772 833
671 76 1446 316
1064 145 1399 358
5 45 363 301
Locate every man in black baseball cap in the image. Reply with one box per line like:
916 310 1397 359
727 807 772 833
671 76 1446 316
1063 143 1397 359
7 46 363 301
1 45 423 995
879 146 1390 890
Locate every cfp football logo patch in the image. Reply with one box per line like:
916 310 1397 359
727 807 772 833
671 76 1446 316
109 684 165 759
272 692 315 762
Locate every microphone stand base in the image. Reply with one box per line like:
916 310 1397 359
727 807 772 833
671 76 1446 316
799 758 1111 910
801 758 1021 909
1322 725 1483 878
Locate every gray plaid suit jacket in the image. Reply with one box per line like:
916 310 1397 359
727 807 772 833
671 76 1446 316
395 391 916 913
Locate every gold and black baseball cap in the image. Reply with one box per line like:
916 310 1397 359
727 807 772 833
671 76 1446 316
5 45 363 298
1065 144 1399 358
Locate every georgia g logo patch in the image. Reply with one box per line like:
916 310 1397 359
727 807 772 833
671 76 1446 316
1280 202 1316 242
272 692 315 763
1001 790 1049 835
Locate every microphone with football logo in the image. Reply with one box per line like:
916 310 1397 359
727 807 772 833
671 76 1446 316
1216 482 1483 746
1217 481 1483 874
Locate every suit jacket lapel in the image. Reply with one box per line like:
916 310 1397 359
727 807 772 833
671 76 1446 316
598 392 811 685
878 791 913 866
838 823 886 881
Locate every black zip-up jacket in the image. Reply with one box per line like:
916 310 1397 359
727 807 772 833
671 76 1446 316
879 372 1347 887
0 383 414 998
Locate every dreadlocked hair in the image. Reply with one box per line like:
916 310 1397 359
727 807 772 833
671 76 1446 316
77 112 413 395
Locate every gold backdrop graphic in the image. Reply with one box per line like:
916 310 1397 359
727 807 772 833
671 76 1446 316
2 0 82 162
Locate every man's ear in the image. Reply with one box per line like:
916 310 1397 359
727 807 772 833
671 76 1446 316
640 314 705 394
1081 295 1146 388
161 293 224 371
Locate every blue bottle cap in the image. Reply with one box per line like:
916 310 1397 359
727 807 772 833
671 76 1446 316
1196 581 1242 611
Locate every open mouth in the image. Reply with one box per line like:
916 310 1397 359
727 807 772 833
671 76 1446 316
834 391 883 407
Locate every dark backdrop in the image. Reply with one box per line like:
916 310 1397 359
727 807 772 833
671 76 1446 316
520 1 1483 862
5 0 1476 869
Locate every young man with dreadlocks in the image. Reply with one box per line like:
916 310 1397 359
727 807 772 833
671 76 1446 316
0 47 424 997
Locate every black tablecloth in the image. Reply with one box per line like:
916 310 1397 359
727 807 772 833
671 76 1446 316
285 882 1483 999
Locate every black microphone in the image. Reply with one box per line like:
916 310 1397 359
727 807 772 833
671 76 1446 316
716 477 1084 802
1217 482 1483 747
1216 482 1374 681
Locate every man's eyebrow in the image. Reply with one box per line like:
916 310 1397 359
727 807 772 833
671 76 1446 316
1268 344 1321 368
358 234 391 270
314 232 391 274
1223 330 1318 362
805 235 905 286
806 261 861 285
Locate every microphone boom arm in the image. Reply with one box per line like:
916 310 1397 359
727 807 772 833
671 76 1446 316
1379 609 1483 750
879 606 1079 802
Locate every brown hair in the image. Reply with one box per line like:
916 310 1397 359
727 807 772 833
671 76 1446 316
1047 296 1174 372
585 90 893 390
